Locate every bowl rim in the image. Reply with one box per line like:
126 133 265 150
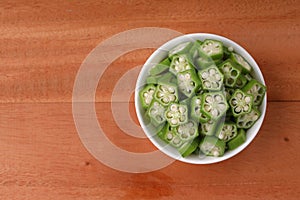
135 33 267 164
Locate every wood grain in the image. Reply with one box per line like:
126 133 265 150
0 102 299 199
0 0 299 199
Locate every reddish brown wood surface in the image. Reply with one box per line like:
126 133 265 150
0 1 299 199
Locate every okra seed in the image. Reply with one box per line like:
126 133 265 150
202 72 208 79
162 97 169 103
196 99 201 104
204 105 211 112
179 107 186 113
215 95 222 101
171 119 177 125
175 66 179 71
204 81 211 88
245 96 251 103
168 87 175 93
228 46 234 51
244 105 249 111
170 104 177 111
211 109 218 117
179 57 184 62
235 107 241 113
167 112 172 118
206 96 213 103
224 66 230 72
145 99 151 104
143 93 148 97
174 138 180 144
215 74 221 81
236 93 242 99
209 68 216 75
179 74 184 79
167 133 173 140
189 129 195 135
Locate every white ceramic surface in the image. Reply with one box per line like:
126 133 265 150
135 33 267 164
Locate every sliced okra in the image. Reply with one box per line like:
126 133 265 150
158 123 183 148
230 52 252 73
198 65 224 91
179 138 200 157
201 92 228 120
168 41 193 58
189 41 201 59
165 103 188 127
199 136 226 157
139 84 156 108
173 120 199 141
169 54 194 75
215 122 238 142
149 57 170 76
196 56 215 69
157 72 176 85
147 100 166 127
190 95 210 123
235 74 248 88
177 69 201 98
227 129 246 150
242 79 266 106
229 89 253 117
146 76 158 85
219 60 242 88
154 83 178 106
201 119 219 136
199 39 224 60
236 107 261 129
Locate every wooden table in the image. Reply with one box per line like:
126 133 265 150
1 1 299 199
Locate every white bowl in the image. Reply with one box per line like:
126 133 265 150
135 33 267 164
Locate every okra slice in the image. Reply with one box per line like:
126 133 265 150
219 60 241 88
235 74 248 88
157 72 176 85
201 119 219 136
230 52 252 73
149 57 171 76
177 69 201 98
189 41 200 59
227 129 246 150
196 56 215 69
147 100 166 127
198 39 224 60
168 41 193 58
190 95 210 123
242 79 266 106
201 92 228 120
139 84 156 109
215 122 238 142
158 123 183 148
169 54 194 75
154 83 178 106
236 107 261 129
165 103 188 127
173 120 199 142
199 136 226 157
198 66 224 91
229 89 253 117
179 138 200 157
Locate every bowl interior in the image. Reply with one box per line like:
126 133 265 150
135 33 267 164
